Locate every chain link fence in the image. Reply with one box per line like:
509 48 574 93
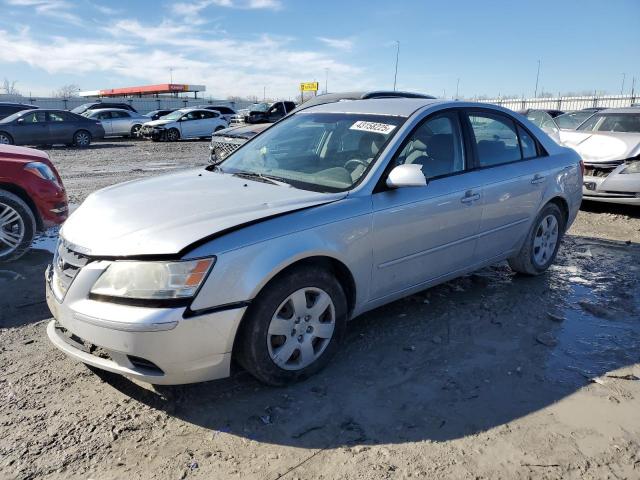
474 94 638 111
0 94 253 114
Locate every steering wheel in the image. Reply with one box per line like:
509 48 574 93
344 158 369 173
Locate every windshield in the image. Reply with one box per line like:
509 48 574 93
0 111 27 123
71 104 91 114
218 112 405 192
159 110 184 121
554 111 594 129
577 113 640 133
249 103 269 112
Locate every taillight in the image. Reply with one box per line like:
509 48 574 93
579 159 585 177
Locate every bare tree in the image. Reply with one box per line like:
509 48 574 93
52 84 81 98
2 78 20 96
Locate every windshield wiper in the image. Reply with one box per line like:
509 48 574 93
232 171 291 187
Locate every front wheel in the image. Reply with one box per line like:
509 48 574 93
73 130 91 147
0 190 36 262
508 203 565 275
236 266 347 386
165 128 180 142
130 124 142 138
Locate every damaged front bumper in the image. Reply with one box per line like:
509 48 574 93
582 161 640 205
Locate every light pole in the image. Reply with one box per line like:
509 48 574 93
621 73 626 95
325 68 329 94
455 78 460 99
393 40 400 91
169 67 175 84
534 59 540 98
263 86 266 102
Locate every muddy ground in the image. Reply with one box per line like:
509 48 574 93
1 139 639 480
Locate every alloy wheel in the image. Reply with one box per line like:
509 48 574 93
0 133 12 144
266 287 336 371
533 214 558 266
75 132 90 146
0 202 25 256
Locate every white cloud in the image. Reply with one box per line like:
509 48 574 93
171 0 281 20
0 22 366 99
4 0 82 25
317 36 353 52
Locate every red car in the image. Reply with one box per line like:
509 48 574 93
0 145 68 261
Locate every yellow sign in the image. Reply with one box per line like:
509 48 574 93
300 82 319 92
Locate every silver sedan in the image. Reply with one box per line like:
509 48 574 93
83 108 149 138
46 98 582 386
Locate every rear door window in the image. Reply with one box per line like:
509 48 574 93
467 112 522 167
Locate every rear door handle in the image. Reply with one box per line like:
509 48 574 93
461 192 480 204
531 174 546 184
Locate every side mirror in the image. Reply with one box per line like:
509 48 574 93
16 118 24 124
386 164 427 188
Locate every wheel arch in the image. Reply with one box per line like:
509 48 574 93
546 196 570 231
0 183 42 230
0 131 14 143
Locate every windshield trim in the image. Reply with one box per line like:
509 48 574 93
217 112 408 193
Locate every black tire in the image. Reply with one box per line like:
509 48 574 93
236 266 347 386
0 131 14 145
130 124 142 138
0 190 37 262
165 128 180 142
508 202 565 275
73 130 92 147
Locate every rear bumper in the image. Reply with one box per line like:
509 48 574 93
45 266 246 385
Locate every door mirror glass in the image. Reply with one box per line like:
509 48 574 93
386 164 427 188
16 118 24 124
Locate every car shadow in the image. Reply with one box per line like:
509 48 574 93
88 234 640 448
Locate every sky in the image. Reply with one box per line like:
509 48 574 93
0 0 638 101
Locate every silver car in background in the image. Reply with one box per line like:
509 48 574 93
46 98 582 386
560 108 640 205
82 108 149 138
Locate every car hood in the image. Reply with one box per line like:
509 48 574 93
143 119 174 127
559 131 640 163
214 123 271 139
0 144 51 164
61 168 346 257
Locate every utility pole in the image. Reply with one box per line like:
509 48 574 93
455 78 460 99
324 68 329 94
534 59 540 98
263 86 266 102
169 67 175 84
393 40 400 91
621 73 626 95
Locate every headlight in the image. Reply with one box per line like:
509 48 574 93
90 258 215 300
621 160 640 174
24 162 61 187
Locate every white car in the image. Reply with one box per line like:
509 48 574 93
140 108 228 141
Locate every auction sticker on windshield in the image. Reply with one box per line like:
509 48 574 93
350 121 397 134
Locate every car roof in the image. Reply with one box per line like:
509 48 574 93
0 102 38 108
299 97 445 117
597 108 640 114
88 108 132 113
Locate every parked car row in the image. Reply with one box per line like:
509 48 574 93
524 107 640 205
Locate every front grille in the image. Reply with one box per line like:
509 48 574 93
52 240 90 299
210 137 245 161
584 160 623 178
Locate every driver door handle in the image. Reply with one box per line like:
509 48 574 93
461 191 480 204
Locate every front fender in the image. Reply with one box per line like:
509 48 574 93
188 202 373 314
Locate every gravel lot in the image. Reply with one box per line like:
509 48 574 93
1 140 639 480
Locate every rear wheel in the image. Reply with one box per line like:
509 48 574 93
236 266 347 386
0 132 13 145
508 203 565 275
0 190 36 262
73 130 91 147
165 128 180 142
